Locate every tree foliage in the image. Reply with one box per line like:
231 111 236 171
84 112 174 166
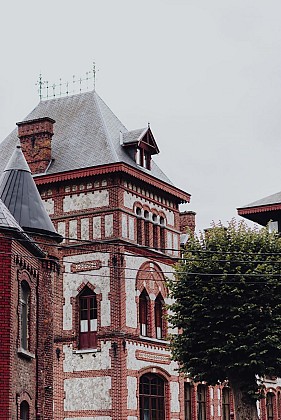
169 221 281 406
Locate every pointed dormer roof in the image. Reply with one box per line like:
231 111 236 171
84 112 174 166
0 146 61 240
122 127 160 154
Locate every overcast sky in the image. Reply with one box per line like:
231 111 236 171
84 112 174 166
1 0 281 232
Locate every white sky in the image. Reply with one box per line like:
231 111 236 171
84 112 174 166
1 0 281 232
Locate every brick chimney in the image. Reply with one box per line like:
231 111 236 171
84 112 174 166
179 211 196 234
17 117 55 174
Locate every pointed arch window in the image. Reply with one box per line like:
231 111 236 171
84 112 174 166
20 400 29 420
266 392 274 420
79 286 97 349
20 281 30 350
222 387 230 420
197 385 207 420
140 373 165 420
155 293 164 339
139 289 150 337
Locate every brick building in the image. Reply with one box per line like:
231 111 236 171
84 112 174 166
238 194 281 419
0 89 251 419
0 146 61 419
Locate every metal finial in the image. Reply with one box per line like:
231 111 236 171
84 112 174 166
52 83 56 98
148 122 150 128
59 78 62 96
36 74 44 100
72 75 76 94
92 61 99 91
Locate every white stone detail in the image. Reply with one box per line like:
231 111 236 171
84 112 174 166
127 417 137 420
167 231 172 254
63 253 110 330
170 382 180 412
127 376 137 410
123 191 174 226
69 220 77 239
43 198 54 215
93 216 101 239
81 218 89 240
126 341 179 376
57 221 66 242
63 343 111 372
173 233 179 255
122 214 128 238
105 214 113 237
64 377 111 411
128 216 135 240
63 190 109 212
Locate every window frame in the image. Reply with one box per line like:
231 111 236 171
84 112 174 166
197 384 207 420
139 288 150 337
20 280 30 351
139 373 165 420
79 287 98 350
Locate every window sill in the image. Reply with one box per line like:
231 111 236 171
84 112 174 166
140 336 169 345
73 348 100 354
17 348 35 360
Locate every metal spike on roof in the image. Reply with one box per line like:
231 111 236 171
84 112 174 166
0 146 61 240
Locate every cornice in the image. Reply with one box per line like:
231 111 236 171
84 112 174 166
34 162 190 203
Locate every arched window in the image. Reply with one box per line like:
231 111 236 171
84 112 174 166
222 387 230 420
136 207 143 245
152 214 158 249
139 289 150 337
79 286 97 349
197 384 207 420
155 293 164 339
20 281 30 350
159 216 165 252
266 392 275 420
144 210 150 247
20 400 29 420
184 383 193 420
139 373 165 420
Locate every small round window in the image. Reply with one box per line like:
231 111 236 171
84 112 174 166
144 210 149 220
152 214 158 223
160 216 165 226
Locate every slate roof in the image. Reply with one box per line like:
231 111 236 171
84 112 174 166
122 128 148 144
239 191 281 209
0 146 61 239
0 91 172 185
0 198 23 231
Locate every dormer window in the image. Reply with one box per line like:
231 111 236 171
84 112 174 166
121 127 159 171
136 147 151 169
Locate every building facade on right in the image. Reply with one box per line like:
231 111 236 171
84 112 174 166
238 194 281 419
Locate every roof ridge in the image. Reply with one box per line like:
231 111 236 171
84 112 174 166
93 92 119 162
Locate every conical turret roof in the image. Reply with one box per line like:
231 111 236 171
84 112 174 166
0 146 61 240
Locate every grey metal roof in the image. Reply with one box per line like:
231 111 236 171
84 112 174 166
0 91 172 185
0 198 23 231
239 191 281 209
0 146 61 239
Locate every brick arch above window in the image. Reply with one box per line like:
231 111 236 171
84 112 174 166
136 261 167 298
76 281 99 296
138 366 171 382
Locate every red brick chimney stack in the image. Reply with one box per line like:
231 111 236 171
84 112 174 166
17 117 55 174
179 211 196 234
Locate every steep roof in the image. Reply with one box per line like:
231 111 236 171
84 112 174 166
0 198 23 231
0 91 172 185
238 191 281 210
0 146 61 240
